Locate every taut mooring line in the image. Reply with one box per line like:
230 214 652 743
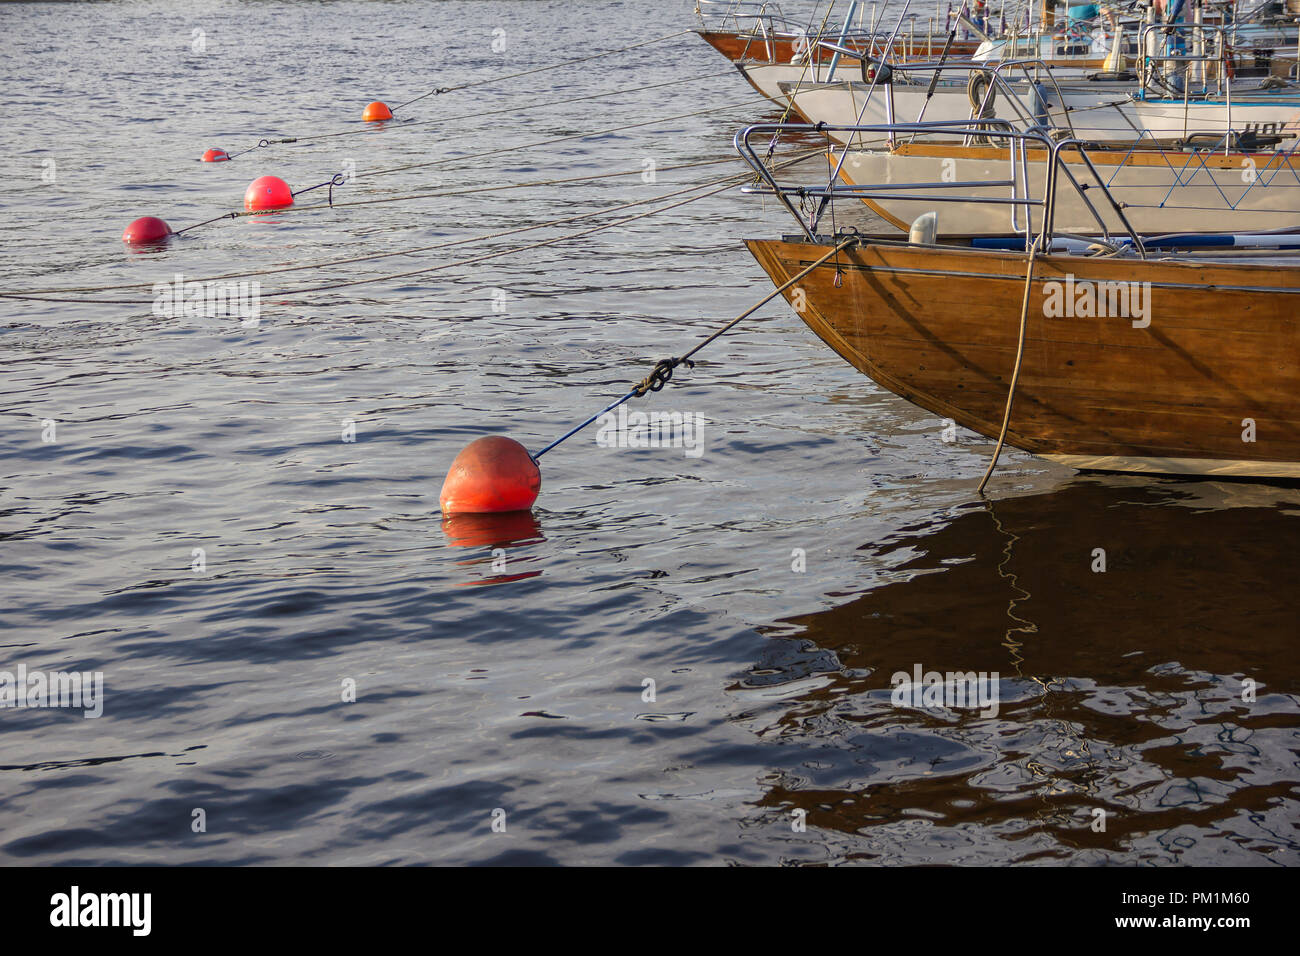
118 99 761 254
4 151 823 303
217 29 698 157
2 159 760 297
355 68 737 152
220 138 298 162
0 169 752 305
352 97 761 179
387 29 696 111
530 237 859 461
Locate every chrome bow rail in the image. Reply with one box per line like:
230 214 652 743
734 120 1149 257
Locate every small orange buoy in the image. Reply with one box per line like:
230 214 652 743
362 101 393 122
121 216 172 244
201 148 230 163
244 175 294 211
440 436 541 514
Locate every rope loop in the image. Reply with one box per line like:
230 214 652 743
171 210 241 237
634 357 694 397
293 173 349 207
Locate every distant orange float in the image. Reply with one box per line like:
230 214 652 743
362 101 393 122
201 148 230 163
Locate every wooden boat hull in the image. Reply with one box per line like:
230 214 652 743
836 143 1300 235
744 237 1300 477
697 29 979 65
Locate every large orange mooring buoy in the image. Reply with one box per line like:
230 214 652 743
439 436 541 514
121 216 172 244
243 175 294 211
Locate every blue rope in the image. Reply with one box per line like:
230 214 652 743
530 388 639 462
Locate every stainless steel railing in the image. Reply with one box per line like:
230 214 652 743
734 120 1148 256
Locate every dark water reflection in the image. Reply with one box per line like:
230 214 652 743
747 479 1300 864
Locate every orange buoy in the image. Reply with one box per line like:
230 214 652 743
439 436 541 514
201 148 230 163
362 101 393 122
243 175 294 211
121 216 172 244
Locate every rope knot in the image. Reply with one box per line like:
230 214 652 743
634 357 692 397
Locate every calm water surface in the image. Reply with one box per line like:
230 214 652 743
0 0 1297 866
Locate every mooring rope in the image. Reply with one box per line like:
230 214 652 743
1 170 755 305
390 29 695 112
354 97 762 180
349 69 739 149
291 173 349 206
976 237 1041 495
222 137 299 161
141 98 764 246
171 169 353 235
216 29 698 155
288 157 737 212
530 237 859 460
1 150 822 301
0 96 769 289
3 158 784 297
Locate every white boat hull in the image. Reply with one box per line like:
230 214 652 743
785 79 1300 145
836 144 1300 235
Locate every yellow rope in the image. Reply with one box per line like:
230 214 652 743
977 237 1041 495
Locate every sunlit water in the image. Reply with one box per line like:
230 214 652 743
0 0 1296 866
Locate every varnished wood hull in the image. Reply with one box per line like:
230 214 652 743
744 238 1300 477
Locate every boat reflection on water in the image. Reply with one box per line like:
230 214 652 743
740 477 1300 863
440 511 545 587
